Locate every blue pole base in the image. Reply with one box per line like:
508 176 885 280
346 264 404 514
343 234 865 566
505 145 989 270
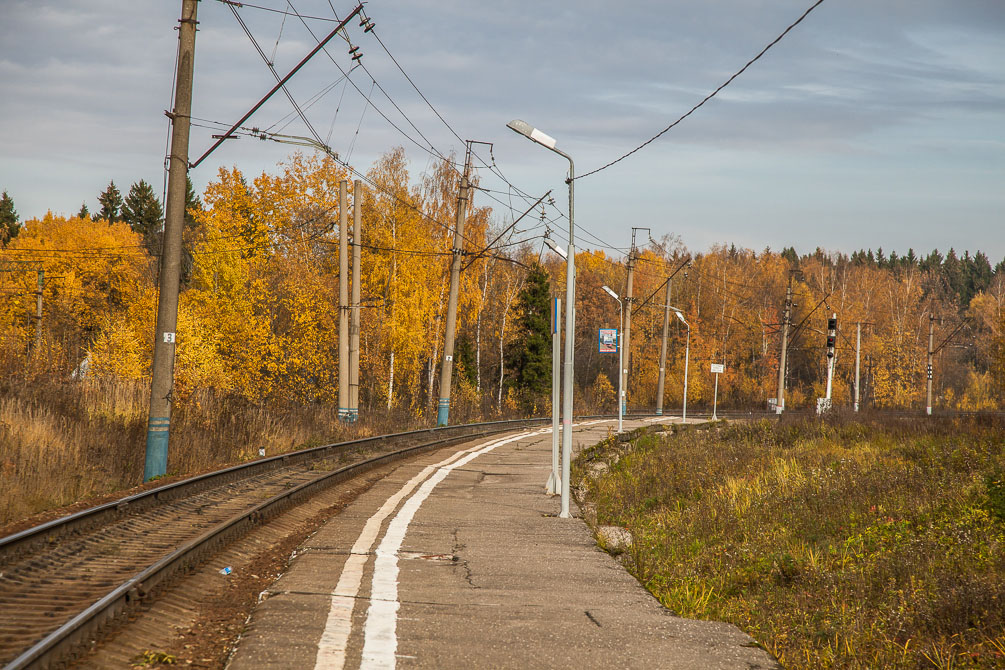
144 417 170 481
655 408 663 416
437 398 450 426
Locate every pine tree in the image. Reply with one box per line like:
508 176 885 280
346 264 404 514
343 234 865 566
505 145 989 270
0 190 19 245
122 180 164 253
97 181 123 223
505 265 552 402
77 202 89 220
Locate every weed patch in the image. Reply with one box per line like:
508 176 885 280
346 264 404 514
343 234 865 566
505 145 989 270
576 414 1005 669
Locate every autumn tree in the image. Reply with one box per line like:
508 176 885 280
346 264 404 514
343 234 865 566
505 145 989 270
97 181 123 223
0 190 18 245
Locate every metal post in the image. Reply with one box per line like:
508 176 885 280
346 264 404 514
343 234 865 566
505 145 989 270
349 180 362 421
548 297 561 495
776 279 792 414
617 301 623 433
926 314 934 416
621 250 635 416
437 144 472 426
561 158 575 520
712 372 719 421
682 324 690 423
504 119 575 519
144 0 198 481
825 312 836 401
655 279 671 416
854 322 861 412
338 180 349 421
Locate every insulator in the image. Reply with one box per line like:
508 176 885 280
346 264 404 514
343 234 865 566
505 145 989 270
352 51 363 61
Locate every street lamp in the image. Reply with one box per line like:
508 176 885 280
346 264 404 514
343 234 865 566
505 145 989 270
508 118 576 520
544 236 568 259
670 307 690 424
601 286 624 433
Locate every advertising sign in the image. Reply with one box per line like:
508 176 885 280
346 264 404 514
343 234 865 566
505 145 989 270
598 328 618 353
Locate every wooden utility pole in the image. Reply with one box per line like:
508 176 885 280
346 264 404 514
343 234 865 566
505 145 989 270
775 277 792 414
655 278 672 416
338 180 349 420
349 179 362 421
436 143 472 426
144 0 198 481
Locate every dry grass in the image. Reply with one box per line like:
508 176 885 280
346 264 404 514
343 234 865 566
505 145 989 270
0 374 440 527
576 413 1005 669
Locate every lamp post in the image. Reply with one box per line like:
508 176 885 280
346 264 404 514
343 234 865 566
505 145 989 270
670 308 690 424
601 285 624 433
507 119 575 519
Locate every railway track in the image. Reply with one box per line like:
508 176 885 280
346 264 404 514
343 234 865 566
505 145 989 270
0 419 545 670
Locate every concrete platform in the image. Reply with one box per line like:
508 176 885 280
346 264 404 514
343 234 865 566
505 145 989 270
228 419 778 670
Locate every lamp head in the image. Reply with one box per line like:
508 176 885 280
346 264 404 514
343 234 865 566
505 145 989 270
601 285 619 300
544 237 568 259
506 119 557 150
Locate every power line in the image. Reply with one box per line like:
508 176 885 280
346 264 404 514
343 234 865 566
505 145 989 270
576 0 827 180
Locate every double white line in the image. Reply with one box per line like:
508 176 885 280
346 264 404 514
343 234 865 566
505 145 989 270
313 429 545 670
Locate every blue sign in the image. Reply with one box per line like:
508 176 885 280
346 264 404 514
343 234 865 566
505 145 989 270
599 328 617 353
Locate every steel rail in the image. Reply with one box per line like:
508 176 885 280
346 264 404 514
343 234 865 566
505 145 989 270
0 419 542 563
5 420 546 669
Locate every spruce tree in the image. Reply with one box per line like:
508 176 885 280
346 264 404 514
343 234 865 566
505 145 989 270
505 265 552 402
122 180 164 254
0 190 19 245
185 175 202 228
78 202 89 220
97 181 123 223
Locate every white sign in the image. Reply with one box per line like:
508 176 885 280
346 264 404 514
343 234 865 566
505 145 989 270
163 332 176 343
710 363 724 374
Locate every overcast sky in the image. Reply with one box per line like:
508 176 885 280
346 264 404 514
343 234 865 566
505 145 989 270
1 0 1003 262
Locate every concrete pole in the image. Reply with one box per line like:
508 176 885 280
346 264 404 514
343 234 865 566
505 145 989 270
655 279 671 416
926 314 934 416
775 280 792 414
548 297 560 495
437 144 472 426
854 322 861 412
33 269 43 354
144 0 198 481
621 251 635 416
349 180 362 421
338 180 349 421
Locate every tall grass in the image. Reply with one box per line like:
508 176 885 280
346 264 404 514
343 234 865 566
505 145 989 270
0 374 457 528
577 413 1005 669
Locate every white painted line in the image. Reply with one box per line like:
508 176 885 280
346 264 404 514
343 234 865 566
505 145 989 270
359 431 535 669
314 443 490 669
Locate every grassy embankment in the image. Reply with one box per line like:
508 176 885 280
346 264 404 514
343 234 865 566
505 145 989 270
0 375 453 529
576 415 1005 669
